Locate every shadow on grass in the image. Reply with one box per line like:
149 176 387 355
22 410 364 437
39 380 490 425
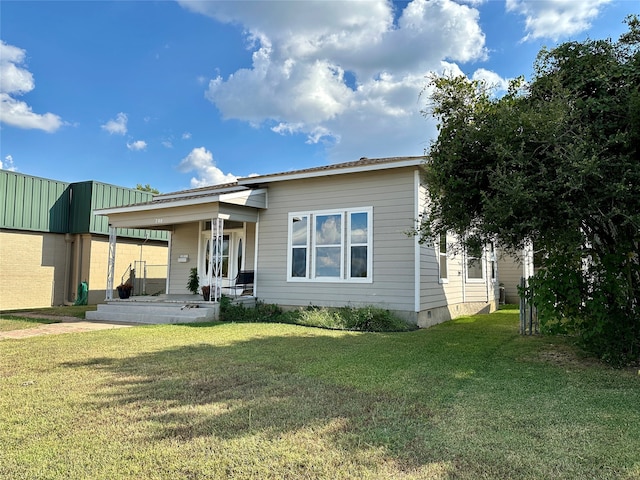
0 315 61 324
58 311 639 478
0 315 62 332
61 326 509 472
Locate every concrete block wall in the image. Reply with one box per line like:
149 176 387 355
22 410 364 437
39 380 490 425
0 230 67 310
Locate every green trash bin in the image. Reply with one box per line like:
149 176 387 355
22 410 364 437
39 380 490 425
74 281 88 306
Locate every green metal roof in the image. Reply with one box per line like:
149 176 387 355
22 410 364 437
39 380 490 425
0 171 167 241
71 181 168 240
0 171 69 232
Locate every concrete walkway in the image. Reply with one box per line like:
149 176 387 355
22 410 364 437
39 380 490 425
0 315 134 340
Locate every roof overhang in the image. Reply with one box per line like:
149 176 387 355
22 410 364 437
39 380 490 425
94 188 267 229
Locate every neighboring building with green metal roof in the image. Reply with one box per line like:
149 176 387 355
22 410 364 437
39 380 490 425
0 171 168 310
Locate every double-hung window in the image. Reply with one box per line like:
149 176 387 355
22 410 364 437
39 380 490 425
288 207 372 282
489 242 497 282
438 232 448 282
466 248 484 282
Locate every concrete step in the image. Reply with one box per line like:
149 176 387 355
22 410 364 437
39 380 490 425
90 303 213 317
86 302 219 324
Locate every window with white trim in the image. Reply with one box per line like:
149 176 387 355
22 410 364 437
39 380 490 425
490 242 497 282
438 232 448 281
466 248 484 281
288 208 372 282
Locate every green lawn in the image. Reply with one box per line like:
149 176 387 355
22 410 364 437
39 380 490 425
0 315 61 332
0 307 638 479
0 306 96 332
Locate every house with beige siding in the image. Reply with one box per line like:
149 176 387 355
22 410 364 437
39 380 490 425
93 156 510 326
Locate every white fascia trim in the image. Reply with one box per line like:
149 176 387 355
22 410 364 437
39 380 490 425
94 188 268 216
238 158 423 185
94 196 223 215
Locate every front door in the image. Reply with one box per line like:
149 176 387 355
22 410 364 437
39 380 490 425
200 228 245 287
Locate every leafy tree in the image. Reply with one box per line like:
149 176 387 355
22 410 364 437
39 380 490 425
136 183 160 194
420 17 640 365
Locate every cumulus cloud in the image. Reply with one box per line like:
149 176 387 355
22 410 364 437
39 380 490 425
0 41 63 132
101 112 128 135
472 68 511 92
0 42 34 94
177 147 237 188
127 140 147 151
179 0 488 161
506 0 611 41
1 154 17 172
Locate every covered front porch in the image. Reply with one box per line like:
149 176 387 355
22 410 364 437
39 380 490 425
90 184 266 324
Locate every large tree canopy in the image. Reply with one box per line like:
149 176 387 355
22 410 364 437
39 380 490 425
420 16 640 365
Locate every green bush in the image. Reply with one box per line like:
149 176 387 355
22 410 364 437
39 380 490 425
220 300 414 332
220 299 296 324
339 305 414 332
296 306 343 329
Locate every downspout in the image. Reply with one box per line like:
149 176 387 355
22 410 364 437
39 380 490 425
414 169 421 314
494 245 500 303
165 230 172 295
461 243 467 304
63 233 74 305
253 212 260 297
71 233 83 303
485 245 490 303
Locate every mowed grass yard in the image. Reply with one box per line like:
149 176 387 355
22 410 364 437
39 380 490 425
0 306 638 479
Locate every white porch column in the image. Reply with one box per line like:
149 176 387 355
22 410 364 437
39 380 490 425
208 217 224 303
106 226 117 300
523 239 534 281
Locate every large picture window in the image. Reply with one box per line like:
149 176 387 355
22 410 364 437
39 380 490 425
315 214 342 277
288 208 372 282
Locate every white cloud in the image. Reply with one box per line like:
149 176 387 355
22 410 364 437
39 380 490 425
0 41 63 132
506 0 611 41
180 0 488 161
162 140 173 148
182 132 192 140
0 41 34 95
0 93 64 133
177 147 237 188
101 112 128 135
272 123 338 145
472 68 511 92
1 154 17 172
127 140 147 151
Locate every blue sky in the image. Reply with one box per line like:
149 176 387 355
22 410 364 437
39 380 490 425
0 0 635 193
